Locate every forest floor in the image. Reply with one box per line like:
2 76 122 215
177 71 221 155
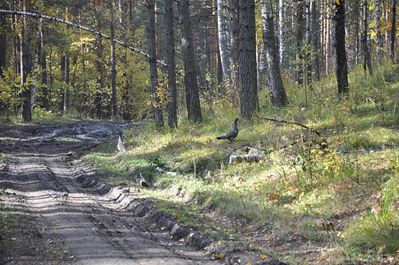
0 122 249 265
80 65 399 264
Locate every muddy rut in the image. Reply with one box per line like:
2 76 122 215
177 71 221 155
0 122 217 265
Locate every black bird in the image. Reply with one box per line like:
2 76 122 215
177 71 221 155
217 118 239 142
117 131 127 152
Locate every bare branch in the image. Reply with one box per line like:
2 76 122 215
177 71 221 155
0 9 168 67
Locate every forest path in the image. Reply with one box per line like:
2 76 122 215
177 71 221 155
0 122 216 265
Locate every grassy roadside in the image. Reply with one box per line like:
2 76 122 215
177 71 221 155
83 64 399 264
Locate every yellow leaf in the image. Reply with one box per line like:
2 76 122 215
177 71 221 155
260 255 269 260
216 253 225 260
246 262 252 265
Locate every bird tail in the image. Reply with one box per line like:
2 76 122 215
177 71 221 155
216 136 226 140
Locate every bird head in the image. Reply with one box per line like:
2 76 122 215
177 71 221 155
234 118 239 124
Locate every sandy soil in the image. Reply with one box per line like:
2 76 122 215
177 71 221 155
0 122 217 265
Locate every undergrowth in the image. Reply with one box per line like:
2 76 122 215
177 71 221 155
84 63 399 264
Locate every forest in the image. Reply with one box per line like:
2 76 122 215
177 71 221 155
1 0 399 264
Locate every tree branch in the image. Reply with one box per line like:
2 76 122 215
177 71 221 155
0 9 168 67
262 117 321 136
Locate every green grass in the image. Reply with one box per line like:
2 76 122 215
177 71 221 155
84 63 399 264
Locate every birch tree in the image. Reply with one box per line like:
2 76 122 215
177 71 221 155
261 0 288 107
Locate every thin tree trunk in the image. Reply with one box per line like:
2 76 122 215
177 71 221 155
0 0 6 76
11 0 19 75
239 0 258 119
178 0 202 122
363 0 373 75
65 54 70 110
391 0 397 62
261 0 288 107
375 0 383 61
311 0 320 80
217 0 230 80
110 2 117 118
165 0 177 128
95 37 104 118
38 18 49 110
147 0 164 127
118 0 124 25
94 5 104 119
21 0 33 122
229 0 239 102
296 0 306 86
335 0 349 94
278 0 283 64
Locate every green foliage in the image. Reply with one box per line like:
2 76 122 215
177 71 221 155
83 63 399 263
0 68 22 120
343 171 399 254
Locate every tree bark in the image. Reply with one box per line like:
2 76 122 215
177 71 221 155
21 0 33 122
38 18 49 110
238 0 258 119
363 0 373 75
11 0 19 75
94 5 104 119
311 0 320 80
110 2 118 118
0 0 6 76
217 0 230 80
375 0 383 61
278 0 283 64
334 0 349 94
295 0 306 86
165 0 177 128
229 0 239 100
178 0 202 122
147 0 164 127
391 0 397 62
261 0 288 107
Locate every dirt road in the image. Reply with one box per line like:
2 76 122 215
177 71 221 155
0 122 217 265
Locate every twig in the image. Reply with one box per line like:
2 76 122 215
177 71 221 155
0 9 169 67
261 117 321 136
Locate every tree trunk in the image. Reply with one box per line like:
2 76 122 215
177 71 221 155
278 0 283 64
261 0 288 107
334 0 349 94
147 0 164 127
110 2 118 118
363 0 373 75
217 0 230 80
229 0 239 101
38 18 49 110
165 0 177 128
65 54 70 110
178 0 202 122
311 0 320 80
296 0 306 86
238 0 258 119
118 0 124 25
391 0 397 62
94 5 104 119
95 36 104 119
375 0 383 61
11 0 19 75
21 0 33 122
0 0 6 76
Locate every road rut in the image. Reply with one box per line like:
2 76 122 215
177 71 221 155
0 122 216 265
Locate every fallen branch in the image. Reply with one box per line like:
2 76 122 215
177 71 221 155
229 146 266 165
262 117 321 136
0 9 168 67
